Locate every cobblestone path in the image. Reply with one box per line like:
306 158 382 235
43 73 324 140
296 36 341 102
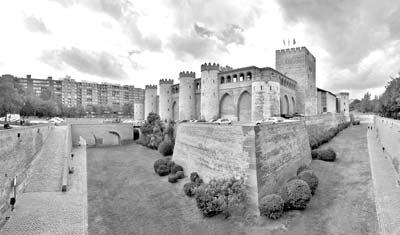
368 124 400 235
0 126 88 235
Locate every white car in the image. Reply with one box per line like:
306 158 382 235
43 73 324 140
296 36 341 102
256 117 284 125
49 117 64 125
214 118 232 125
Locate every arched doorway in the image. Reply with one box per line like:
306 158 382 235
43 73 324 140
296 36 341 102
220 93 235 119
238 91 251 121
280 95 290 115
172 101 179 120
291 97 295 115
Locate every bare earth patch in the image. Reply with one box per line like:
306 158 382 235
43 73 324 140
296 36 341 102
87 124 378 235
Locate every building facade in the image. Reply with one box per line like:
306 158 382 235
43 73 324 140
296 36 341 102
152 46 350 122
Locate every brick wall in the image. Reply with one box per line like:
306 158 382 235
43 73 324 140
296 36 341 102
71 124 133 147
0 124 53 215
172 121 311 214
304 113 347 137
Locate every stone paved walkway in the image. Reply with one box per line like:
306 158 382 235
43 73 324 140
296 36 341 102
0 127 88 235
368 125 400 235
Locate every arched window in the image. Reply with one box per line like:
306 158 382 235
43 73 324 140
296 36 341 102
246 72 252 80
239 73 244 82
233 74 238 82
227 75 232 83
220 76 225 84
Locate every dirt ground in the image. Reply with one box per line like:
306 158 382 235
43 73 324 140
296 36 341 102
87 123 378 235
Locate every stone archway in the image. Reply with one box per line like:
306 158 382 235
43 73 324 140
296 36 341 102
172 101 179 121
237 91 251 122
280 95 290 115
291 97 295 115
109 131 121 145
219 93 235 119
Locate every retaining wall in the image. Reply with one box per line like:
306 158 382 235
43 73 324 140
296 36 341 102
71 124 134 147
172 121 311 214
0 124 53 215
304 113 347 137
374 116 400 173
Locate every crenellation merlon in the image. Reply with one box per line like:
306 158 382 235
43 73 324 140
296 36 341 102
200 62 220 72
159 79 174 85
179 71 196 78
145 84 157 89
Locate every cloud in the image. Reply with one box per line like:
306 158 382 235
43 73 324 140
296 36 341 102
41 47 127 79
24 16 50 34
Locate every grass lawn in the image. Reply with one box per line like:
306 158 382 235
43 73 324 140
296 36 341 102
87 123 378 235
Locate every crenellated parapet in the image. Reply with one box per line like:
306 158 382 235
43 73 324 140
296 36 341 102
201 62 220 72
159 79 174 85
145 84 157 89
179 71 196 78
276 47 308 54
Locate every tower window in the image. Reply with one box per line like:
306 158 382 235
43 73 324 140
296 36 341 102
261 85 263 90
270 86 271 91
189 96 191 99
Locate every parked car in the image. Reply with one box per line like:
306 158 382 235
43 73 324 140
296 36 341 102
292 113 305 117
214 118 232 125
256 117 284 125
207 119 217 123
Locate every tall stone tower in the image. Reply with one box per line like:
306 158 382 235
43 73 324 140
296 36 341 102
159 79 174 121
276 47 317 116
200 63 220 120
144 85 158 119
336 92 350 120
178 71 196 120
251 72 280 121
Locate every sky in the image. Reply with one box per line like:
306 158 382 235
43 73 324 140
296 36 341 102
0 0 399 99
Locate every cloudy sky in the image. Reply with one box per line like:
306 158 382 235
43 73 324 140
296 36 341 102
0 0 399 99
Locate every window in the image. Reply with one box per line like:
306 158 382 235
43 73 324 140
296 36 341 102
227 76 232 83
220 76 225 84
239 73 244 81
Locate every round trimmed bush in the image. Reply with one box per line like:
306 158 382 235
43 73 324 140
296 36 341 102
166 160 175 171
168 174 179 183
158 140 174 156
156 165 170 176
183 182 197 197
280 179 312 210
190 172 200 183
171 164 183 174
297 164 310 176
153 158 169 173
176 171 184 179
259 194 284 219
311 148 336 161
298 170 319 195
286 176 299 183
195 177 204 186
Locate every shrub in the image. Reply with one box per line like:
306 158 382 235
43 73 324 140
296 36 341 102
298 170 319 195
184 182 197 197
176 171 184 179
166 160 175 170
311 148 336 161
156 165 170 176
194 177 204 186
280 179 311 210
297 164 310 176
259 194 284 219
168 174 179 183
194 177 246 217
190 172 200 183
158 140 174 156
153 158 169 173
171 164 183 174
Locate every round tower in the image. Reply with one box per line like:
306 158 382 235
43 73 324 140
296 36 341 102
144 85 158 119
251 73 281 121
200 63 220 120
178 71 196 120
159 79 174 121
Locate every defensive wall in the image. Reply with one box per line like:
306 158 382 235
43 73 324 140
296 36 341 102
0 124 53 215
303 113 347 137
172 121 311 214
71 123 134 147
374 116 400 174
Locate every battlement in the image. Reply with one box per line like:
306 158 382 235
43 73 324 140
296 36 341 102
159 79 174 85
145 84 157 89
200 62 220 72
276 47 309 54
179 71 196 78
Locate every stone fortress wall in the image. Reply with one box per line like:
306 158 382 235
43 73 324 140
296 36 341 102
374 116 400 174
71 123 134 147
0 124 53 215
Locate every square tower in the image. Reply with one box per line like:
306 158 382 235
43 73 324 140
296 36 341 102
275 47 317 115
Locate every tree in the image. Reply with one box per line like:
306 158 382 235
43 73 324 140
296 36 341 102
122 103 134 117
40 88 53 101
36 100 58 117
349 99 360 111
20 95 41 117
0 78 23 121
359 92 372 113
76 105 86 117
380 75 400 118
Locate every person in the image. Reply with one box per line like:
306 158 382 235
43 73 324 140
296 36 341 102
10 177 17 211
